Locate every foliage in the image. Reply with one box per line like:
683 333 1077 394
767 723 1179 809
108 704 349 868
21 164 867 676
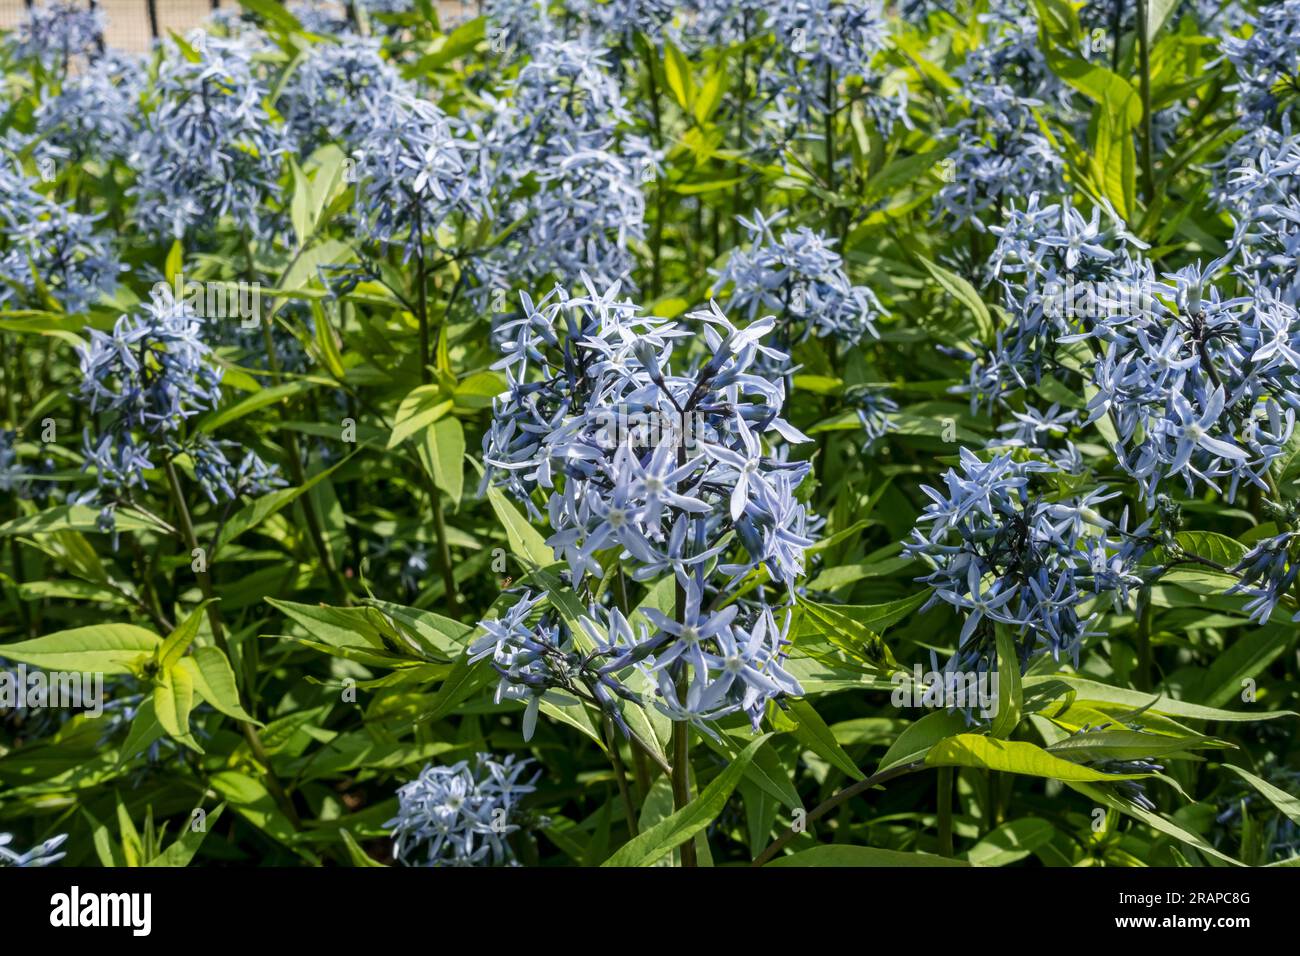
0 0 1298 869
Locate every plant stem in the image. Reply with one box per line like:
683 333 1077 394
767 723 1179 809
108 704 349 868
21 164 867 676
824 64 842 242
1133 498 1153 691
670 423 696 867
732 19 750 249
645 47 665 299
411 217 461 619
603 715 639 837
751 761 925 866
1109 0 1122 73
1136 0 1155 203
162 456 300 828
670 714 695 866
259 322 351 606
937 766 954 857
429 483 460 618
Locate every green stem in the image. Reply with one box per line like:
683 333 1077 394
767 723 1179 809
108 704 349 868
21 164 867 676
643 41 665 299
162 456 300 828
603 715 639 837
259 322 351 606
937 766 954 857
1134 494 1154 690
751 761 926 866
824 64 842 242
670 425 696 867
411 232 462 620
1136 0 1155 204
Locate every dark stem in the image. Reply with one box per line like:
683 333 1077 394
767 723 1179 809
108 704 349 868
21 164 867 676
937 766 954 856
751 761 926 866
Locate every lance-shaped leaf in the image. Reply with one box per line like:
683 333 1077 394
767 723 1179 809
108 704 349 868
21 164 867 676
1 624 161 674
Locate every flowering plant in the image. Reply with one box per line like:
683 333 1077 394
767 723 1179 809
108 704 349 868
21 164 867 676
0 0 1295 876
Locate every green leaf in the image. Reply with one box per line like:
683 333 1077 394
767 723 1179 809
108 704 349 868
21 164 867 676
388 384 450 449
1090 98 1136 219
926 735 1156 782
237 0 303 33
786 698 865 781
1222 765 1300 827
1046 728 1228 763
0 505 165 537
216 451 355 550
416 649 491 723
157 601 213 670
1024 675 1297 722
663 42 694 112
1067 780 1243 866
1198 624 1294 708
965 818 1056 867
990 624 1022 739
420 415 465 504
1170 530 1249 567
339 829 388 867
916 255 993 342
486 485 553 568
796 597 902 672
197 380 318 433
1146 0 1181 41
144 805 225 867
290 157 312 249
700 733 801 810
209 771 312 859
181 646 259 724
876 710 970 773
153 664 197 742
601 735 768 866
767 845 969 867
118 697 166 766
0 624 160 674
165 240 184 288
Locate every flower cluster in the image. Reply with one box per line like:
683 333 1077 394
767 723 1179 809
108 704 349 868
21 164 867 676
287 1 353 34
1221 0 1300 128
714 211 886 354
956 198 1148 409
759 0 904 137
1228 532 1300 625
356 93 482 261
129 34 289 240
1215 124 1300 305
905 448 1150 673
34 51 144 164
0 142 120 314
933 11 1066 230
5 1 103 71
1067 724 1163 812
472 34 655 298
967 198 1299 506
75 286 283 530
1214 3 1300 306
475 280 812 734
386 754 536 867
278 37 407 155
